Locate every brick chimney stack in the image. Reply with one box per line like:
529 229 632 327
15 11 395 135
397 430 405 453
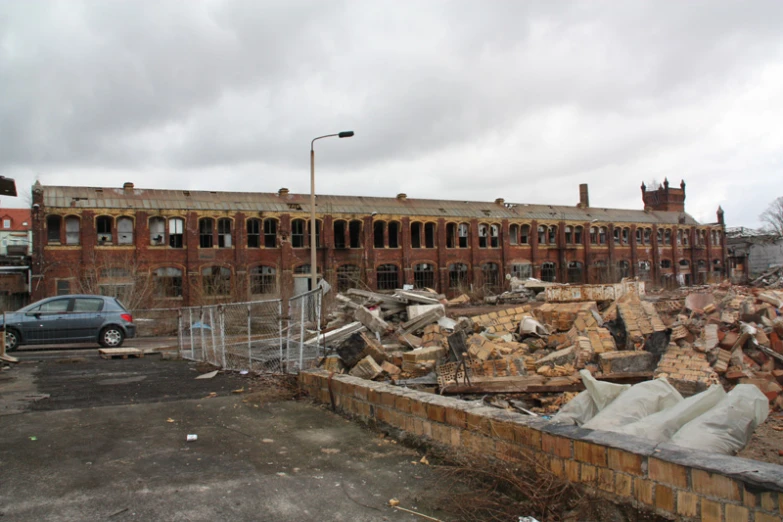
578 184 589 209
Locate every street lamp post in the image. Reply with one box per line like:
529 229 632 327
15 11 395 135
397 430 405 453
310 131 354 292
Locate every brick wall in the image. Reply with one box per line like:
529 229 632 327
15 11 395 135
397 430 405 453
300 370 783 522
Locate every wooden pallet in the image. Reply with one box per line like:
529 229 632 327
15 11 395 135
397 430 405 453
99 348 144 360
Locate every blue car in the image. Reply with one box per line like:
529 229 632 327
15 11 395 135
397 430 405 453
1 295 136 351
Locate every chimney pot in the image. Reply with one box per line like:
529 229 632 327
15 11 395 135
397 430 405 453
495 198 505 206
397 193 407 200
278 188 289 197
123 182 134 191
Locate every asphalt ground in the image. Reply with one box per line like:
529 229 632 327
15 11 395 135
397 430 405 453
0 354 461 521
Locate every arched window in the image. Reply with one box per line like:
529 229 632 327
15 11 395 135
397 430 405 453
657 229 663 243
349 220 362 248
291 219 306 248
539 225 547 245
660 259 672 269
47 215 62 244
413 263 435 289
424 222 436 248
636 228 643 245
117 217 133 245
447 223 457 248
411 222 422 248
490 224 500 248
150 217 166 246
613 227 621 245
664 229 672 245
154 267 183 298
541 262 557 282
202 266 231 296
337 265 361 293
676 230 682 246
374 220 385 248
509 224 519 245
574 226 583 244
679 259 690 271
376 264 399 290
449 263 469 289
617 260 630 279
567 261 583 283
643 228 651 245
295 264 311 274
96 216 113 244
305 219 322 248
713 259 722 272
698 230 706 246
638 260 651 281
682 229 690 246
565 226 573 244
247 218 262 248
589 227 598 245
482 262 500 292
598 227 607 245
458 223 469 248
622 228 630 245
548 225 557 245
520 224 530 245
169 218 184 248
478 224 489 248
388 221 400 248
257 218 274 248
250 266 277 295
218 218 232 248
333 220 347 249
65 216 80 245
199 218 214 248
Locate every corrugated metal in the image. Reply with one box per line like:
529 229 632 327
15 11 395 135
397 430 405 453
41 185 701 225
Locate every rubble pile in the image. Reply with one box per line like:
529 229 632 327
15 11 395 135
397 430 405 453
317 281 783 417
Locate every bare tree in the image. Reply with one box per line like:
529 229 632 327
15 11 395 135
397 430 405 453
760 196 783 238
71 250 155 310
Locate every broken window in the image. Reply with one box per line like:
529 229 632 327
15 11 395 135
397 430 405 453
150 217 166 246
510 263 532 279
589 227 597 245
713 259 721 273
622 228 629 245
520 224 530 245
636 228 643 245
217 219 232 248
306 219 322 248
96 216 113 244
374 221 385 248
411 222 422 248
295 264 311 275
509 224 519 245
664 229 672 246
117 217 133 245
169 218 184 248
349 220 362 248
644 228 651 245
47 215 62 244
424 223 436 248
413 263 435 289
682 229 690 246
613 228 621 245
574 226 583 244
202 266 231 296
65 216 80 245
291 219 305 248
565 226 572 244
337 265 361 293
247 219 262 248
548 225 557 246
698 230 706 246
250 266 276 295
676 230 682 246
154 267 183 298
660 259 672 269
333 220 347 249
541 262 556 282
199 218 214 248
478 224 489 248
617 260 630 279
538 226 547 245
388 221 400 248
638 260 651 281
448 263 468 289
598 227 607 245
679 259 690 271
713 230 721 245
446 223 457 248
490 225 499 248
264 218 278 248
458 223 469 248
482 262 500 293
567 261 583 283
376 264 399 290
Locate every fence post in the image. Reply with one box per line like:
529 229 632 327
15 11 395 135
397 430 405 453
299 295 306 370
1 311 6 357
247 303 252 371
199 307 206 362
279 300 285 374
316 289 323 360
215 306 225 368
177 308 183 359
285 298 293 373
189 308 195 360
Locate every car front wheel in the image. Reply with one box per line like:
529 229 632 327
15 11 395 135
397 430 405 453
99 326 125 348
4 328 20 351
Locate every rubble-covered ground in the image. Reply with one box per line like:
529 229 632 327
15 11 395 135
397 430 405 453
318 277 783 465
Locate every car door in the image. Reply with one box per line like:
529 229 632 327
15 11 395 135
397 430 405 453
68 297 106 340
19 297 73 344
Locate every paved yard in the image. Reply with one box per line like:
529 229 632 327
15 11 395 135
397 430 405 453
0 356 458 521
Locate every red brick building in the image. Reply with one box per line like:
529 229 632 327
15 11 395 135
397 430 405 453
30 179 727 307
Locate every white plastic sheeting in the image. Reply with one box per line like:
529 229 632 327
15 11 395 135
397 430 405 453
670 384 769 455
582 379 683 432
615 385 726 443
551 370 630 426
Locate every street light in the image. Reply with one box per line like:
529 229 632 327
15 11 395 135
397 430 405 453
310 131 354 291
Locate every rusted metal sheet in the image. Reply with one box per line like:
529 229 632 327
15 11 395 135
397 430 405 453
545 280 645 303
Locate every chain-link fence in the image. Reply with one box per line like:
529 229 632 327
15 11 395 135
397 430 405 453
177 288 323 374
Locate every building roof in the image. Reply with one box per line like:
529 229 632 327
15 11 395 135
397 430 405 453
0 208 32 231
39 184 703 226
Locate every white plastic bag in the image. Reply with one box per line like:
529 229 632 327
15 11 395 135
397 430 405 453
552 370 629 426
582 378 683 432
670 384 769 455
615 384 726 442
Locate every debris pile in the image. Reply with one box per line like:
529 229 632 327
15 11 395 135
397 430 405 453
318 281 783 421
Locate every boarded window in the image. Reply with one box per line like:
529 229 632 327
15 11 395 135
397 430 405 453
117 217 133 245
65 217 80 245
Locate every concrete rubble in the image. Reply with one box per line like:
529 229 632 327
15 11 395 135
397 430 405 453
311 279 783 422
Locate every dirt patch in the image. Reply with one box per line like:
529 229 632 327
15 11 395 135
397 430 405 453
738 413 783 465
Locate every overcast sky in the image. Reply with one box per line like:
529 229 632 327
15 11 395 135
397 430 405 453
1 1 782 228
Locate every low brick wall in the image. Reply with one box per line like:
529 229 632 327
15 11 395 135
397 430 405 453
300 370 783 522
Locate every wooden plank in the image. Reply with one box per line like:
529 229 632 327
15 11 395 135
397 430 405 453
594 371 654 384
98 348 144 360
440 375 547 394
